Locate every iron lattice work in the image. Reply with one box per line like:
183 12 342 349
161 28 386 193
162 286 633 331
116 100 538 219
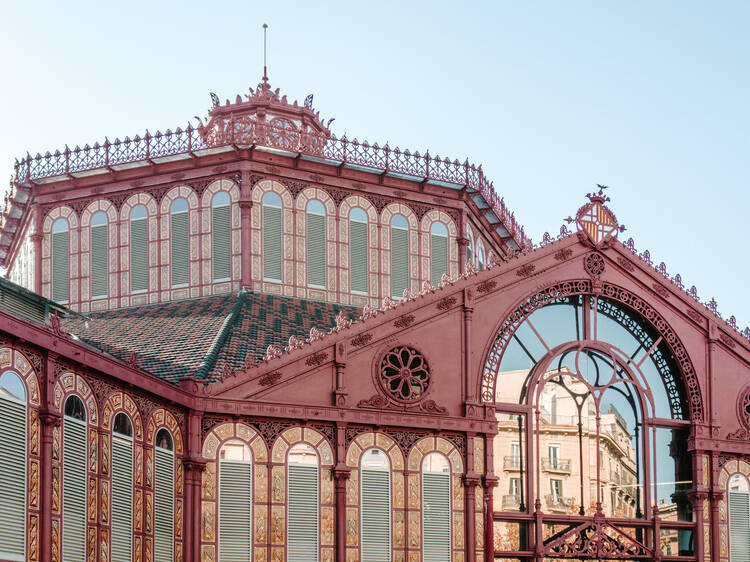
543 516 652 559
481 281 703 421
379 346 431 403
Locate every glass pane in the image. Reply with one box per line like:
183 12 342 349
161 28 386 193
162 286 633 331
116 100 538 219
652 427 692 522
494 412 526 512
494 521 527 551
0 371 26 401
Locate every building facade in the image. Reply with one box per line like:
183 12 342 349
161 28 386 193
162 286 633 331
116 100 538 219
0 76 750 562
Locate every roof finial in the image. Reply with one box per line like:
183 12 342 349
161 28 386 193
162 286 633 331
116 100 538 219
262 23 269 84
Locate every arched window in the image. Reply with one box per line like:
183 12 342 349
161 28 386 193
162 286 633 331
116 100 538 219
349 208 368 294
477 243 485 270
262 193 283 282
219 440 252 560
729 473 750 562
466 233 473 265
390 215 409 298
62 395 87 561
430 222 448 286
422 452 451 561
307 200 326 288
170 198 189 287
130 205 149 293
361 448 391 561
52 218 70 303
91 212 108 298
0 371 27 561
111 413 133 562
154 428 174 562
287 443 319 561
212 192 232 281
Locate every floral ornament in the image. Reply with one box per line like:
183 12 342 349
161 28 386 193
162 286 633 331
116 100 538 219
265 344 283 361
379 346 430 403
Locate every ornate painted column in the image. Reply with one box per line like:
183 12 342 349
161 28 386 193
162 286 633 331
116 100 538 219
238 169 253 290
183 460 206 562
333 468 350 562
463 287 475 407
40 411 61 562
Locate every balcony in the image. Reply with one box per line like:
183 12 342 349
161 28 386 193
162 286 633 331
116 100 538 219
504 456 523 470
544 494 574 511
541 457 572 474
501 494 522 511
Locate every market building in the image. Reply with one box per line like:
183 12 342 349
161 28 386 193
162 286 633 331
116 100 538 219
0 75 749 562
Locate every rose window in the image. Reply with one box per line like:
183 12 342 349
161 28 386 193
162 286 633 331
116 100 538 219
268 117 299 151
379 346 430 402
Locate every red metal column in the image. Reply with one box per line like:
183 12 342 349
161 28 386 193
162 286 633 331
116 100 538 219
463 475 480 560
239 170 253 289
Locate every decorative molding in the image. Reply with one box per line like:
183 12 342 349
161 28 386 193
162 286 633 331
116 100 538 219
436 296 457 311
651 282 670 299
305 351 329 367
393 315 416 329
720 333 737 349
686 308 703 323
258 371 282 387
350 333 373 348
476 280 497 294
616 256 635 272
583 252 605 277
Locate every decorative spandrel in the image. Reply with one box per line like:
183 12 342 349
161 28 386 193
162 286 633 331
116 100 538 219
566 185 626 248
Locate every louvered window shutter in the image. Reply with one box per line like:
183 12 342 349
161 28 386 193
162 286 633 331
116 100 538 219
288 464 319 561
729 490 750 562
130 219 148 292
62 417 87 562
52 230 70 303
0 396 26 561
171 212 189 286
154 447 174 562
361 468 391 561
422 472 451 562
111 435 133 562
212 204 232 281
307 212 326 288
262 205 283 282
219 460 253 561
349 220 368 294
91 224 108 298
390 227 409 298
430 234 448 287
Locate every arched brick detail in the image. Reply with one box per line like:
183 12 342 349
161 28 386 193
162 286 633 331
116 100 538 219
339 195 379 307
343 432 405 560
406 436 467 561
79 199 118 310
199 422 268 561
0 346 41 407
380 203 419 300
718 457 750 562
294 187 337 301
119 193 159 306
200 179 241 292
479 280 705 422
159 186 200 301
269 427 335 562
41 206 79 304
420 210 459 283
250 180 294 292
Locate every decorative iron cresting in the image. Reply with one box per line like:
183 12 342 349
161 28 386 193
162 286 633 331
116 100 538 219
543 513 652 559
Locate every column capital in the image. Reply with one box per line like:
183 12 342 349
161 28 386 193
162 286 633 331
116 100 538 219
40 411 62 428
333 467 351 482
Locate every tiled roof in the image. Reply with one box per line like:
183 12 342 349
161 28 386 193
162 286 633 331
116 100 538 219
63 291 358 385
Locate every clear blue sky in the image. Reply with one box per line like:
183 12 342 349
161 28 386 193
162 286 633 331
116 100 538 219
1 1 748 327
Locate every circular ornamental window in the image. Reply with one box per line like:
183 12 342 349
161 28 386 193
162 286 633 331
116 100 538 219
379 346 430 403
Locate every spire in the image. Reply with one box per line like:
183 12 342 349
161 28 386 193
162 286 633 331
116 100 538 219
262 23 269 85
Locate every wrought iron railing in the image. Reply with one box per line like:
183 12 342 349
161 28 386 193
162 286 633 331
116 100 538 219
11 119 531 248
544 494 574 509
502 494 522 510
504 456 522 470
541 458 572 473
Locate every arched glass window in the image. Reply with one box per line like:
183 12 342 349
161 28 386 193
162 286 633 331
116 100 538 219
52 218 70 303
154 428 174 562
361 448 391 561
262 192 283 282
212 192 232 281
307 200 326 288
287 443 319 561
91 212 108 299
466 233 474 265
62 395 87 561
0 371 27 560
130 205 149 293
477 243 485 270
390 214 409 298
349 208 369 294
729 473 750 562
219 440 253 560
111 413 133 562
430 222 448 287
170 198 189 287
422 452 451 561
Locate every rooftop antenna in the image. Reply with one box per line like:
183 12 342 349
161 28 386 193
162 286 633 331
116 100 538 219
262 23 269 83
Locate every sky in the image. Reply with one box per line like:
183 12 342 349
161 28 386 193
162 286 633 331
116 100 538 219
0 1 748 327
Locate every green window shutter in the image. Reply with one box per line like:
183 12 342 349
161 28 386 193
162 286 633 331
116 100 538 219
212 205 232 281
62 417 87 562
430 234 448 287
422 473 451 562
349 220 368 294
154 447 174 562
262 206 282 282
130 219 148 292
219 461 253 561
288 464 318 561
390 227 409 298
111 436 133 562
91 224 108 298
0 397 26 561
307 213 326 287
52 230 70 303
361 469 391 561
171 212 189 286
729 490 750 562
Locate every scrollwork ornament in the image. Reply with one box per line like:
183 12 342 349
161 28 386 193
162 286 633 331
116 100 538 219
378 345 430 403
